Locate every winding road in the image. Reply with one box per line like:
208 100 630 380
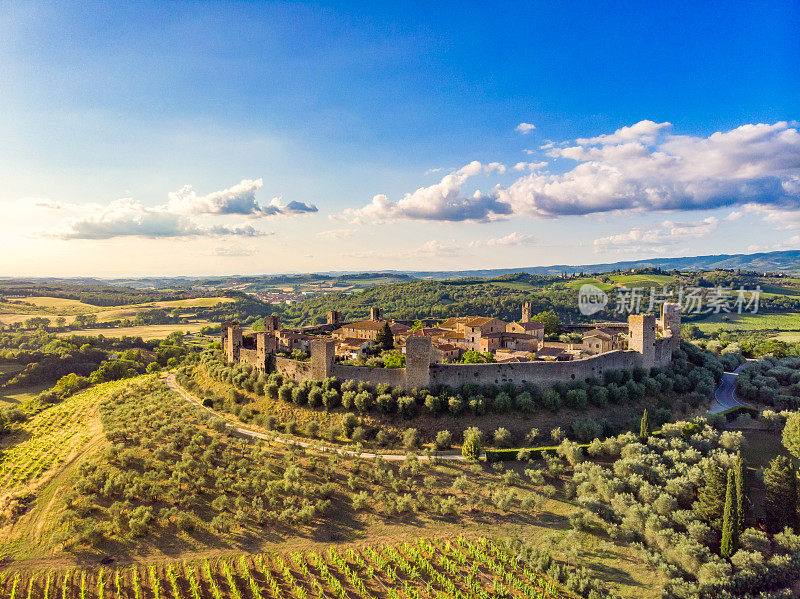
166 373 469 461
167 362 749 460
709 362 752 414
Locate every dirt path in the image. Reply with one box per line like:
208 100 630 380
166 373 472 461
1 395 108 561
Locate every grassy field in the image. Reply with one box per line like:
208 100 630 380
57 322 212 340
0 383 51 406
564 278 615 291
0 296 233 325
692 311 800 333
14 297 99 312
0 376 664 596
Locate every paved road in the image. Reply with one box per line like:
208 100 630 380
166 373 470 461
709 362 752 414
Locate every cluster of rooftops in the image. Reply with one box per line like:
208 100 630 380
329 305 625 363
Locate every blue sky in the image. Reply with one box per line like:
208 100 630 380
1 1 798 276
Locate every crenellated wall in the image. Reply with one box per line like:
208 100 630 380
232 309 678 390
271 341 674 389
428 349 641 387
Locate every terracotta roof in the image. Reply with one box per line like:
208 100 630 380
278 329 312 340
514 321 544 331
407 327 447 337
433 342 459 351
336 320 384 331
502 332 536 340
438 331 465 340
583 327 620 340
536 347 571 358
465 316 500 327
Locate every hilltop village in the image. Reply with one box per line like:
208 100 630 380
221 302 681 389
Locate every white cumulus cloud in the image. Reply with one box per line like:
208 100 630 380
593 217 720 254
516 123 536 134
343 161 513 223
316 228 357 240
43 179 316 240
500 121 800 218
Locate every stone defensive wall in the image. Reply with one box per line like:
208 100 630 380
226 305 681 389
270 335 675 389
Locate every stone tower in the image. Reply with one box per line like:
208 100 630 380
326 310 341 325
255 331 276 366
221 322 242 363
659 302 682 351
521 302 532 323
311 338 335 380
628 313 656 371
405 336 432 389
263 315 280 333
370 307 383 321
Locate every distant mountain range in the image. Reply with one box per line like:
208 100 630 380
4 250 800 288
394 249 800 279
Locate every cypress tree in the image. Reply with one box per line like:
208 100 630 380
697 461 728 529
720 469 737 558
639 409 650 443
375 322 394 351
734 453 746 532
764 455 799 533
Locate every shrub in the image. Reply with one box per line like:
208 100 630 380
397 395 416 419
570 417 603 443
305 421 320 438
278 384 293 403
341 391 356 410
542 389 561 412
403 428 420 450
515 391 536 413
375 429 389 447
589 386 609 407
322 389 341 410
352 426 366 443
354 390 374 413
424 394 442 416
556 439 583 466
448 395 464 416
326 424 342 441
462 431 482 461
494 392 512 413
468 395 486 416
565 389 588 410
209 417 227 432
434 430 452 450
493 427 512 448
376 393 395 414
291 385 309 405
341 413 358 437
307 387 323 407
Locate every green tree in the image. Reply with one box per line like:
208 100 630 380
462 431 482 461
697 462 727 529
375 322 394 351
763 455 798 533
639 409 650 443
720 470 737 558
782 412 800 461
530 311 560 335
734 453 746 532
